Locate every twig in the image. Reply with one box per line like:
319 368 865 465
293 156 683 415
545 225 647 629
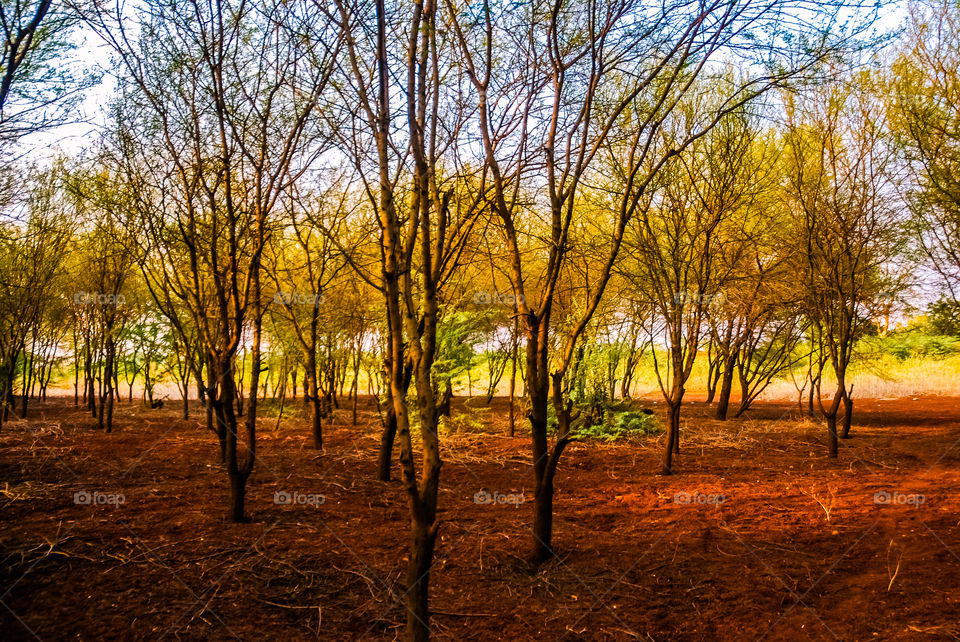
887 540 903 592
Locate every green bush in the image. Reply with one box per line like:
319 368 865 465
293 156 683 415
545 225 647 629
927 298 960 337
573 409 660 442
862 332 960 361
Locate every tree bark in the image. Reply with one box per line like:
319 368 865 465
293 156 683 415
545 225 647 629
100 333 116 433
715 352 737 420
662 401 682 475
840 387 853 439
376 402 397 481
306 359 324 449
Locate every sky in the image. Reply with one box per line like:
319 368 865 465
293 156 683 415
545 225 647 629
15 0 910 164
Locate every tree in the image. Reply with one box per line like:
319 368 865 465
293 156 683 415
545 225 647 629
67 164 140 432
450 0 870 561
332 0 484 635
265 179 352 449
1 0 90 145
0 163 71 427
622 96 765 474
699 126 807 420
784 71 906 456
891 1 960 310
89 0 338 520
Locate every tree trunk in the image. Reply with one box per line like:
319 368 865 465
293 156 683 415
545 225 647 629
350 348 361 425
376 403 397 481
4 349 21 423
211 402 223 462
101 334 115 433
310 396 323 450
182 368 190 419
840 388 853 439
0 363 10 431
508 334 517 437
661 402 681 475
672 411 681 454
305 357 323 449
73 328 79 407
207 363 226 463
826 412 838 457
222 362 250 523
351 380 358 426
705 355 721 404
21 332 37 418
405 513 439 642
105 379 115 434
528 338 552 564
230 272 263 522
377 360 412 482
822 384 843 458
20 354 32 419
531 365 576 566
531 448 554 564
733 361 753 418
40 360 52 402
715 353 736 420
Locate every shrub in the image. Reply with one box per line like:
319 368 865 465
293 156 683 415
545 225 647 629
573 409 660 442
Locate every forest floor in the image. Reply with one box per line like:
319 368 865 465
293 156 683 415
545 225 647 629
1 393 960 641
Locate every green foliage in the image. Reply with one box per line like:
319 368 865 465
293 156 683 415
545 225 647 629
569 341 621 406
926 298 960 337
546 399 558 433
860 331 960 361
439 403 489 435
572 376 609 409
434 309 486 386
0 1 96 143
572 409 660 442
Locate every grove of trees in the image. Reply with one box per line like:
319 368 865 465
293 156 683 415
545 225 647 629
4 0 960 638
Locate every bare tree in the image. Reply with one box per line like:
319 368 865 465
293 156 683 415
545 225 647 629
89 0 339 519
785 71 905 456
0 163 71 428
891 1 960 310
449 0 867 560
1 0 90 144
265 179 353 449
332 0 485 635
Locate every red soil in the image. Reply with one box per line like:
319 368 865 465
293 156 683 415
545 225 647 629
1 395 959 640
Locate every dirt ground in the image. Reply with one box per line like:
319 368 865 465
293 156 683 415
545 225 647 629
1 393 959 641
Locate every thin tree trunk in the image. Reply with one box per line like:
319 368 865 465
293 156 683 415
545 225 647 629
508 317 517 437
73 327 79 407
182 367 190 419
821 383 843 458
377 401 397 481
218 366 245 521
840 386 853 439
21 336 35 418
715 353 737 420
100 333 115 433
